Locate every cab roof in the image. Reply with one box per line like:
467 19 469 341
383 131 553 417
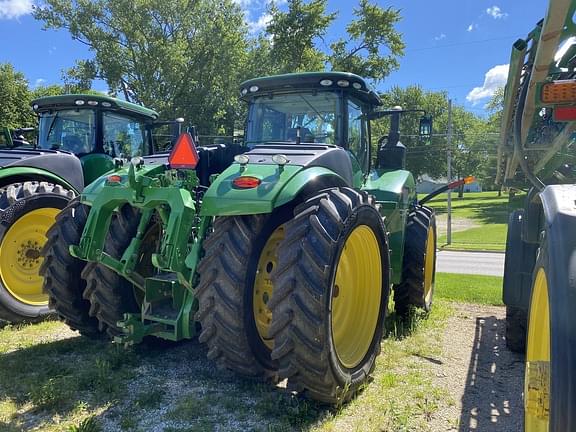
31 94 159 120
240 72 382 107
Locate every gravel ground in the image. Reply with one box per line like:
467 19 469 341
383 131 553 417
428 303 525 432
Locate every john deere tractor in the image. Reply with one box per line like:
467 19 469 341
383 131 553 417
44 72 437 403
498 0 576 429
0 94 163 323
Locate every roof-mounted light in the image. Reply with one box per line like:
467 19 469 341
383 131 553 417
32 104 39 110
249 85 259 93
168 132 199 170
352 82 362 90
337 80 350 87
75 100 85 106
241 88 248 96
320 79 333 86
87 100 98 106
101 101 112 108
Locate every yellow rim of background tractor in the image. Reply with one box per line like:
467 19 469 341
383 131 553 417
332 225 382 369
525 267 550 432
424 228 435 304
0 207 59 306
253 225 285 349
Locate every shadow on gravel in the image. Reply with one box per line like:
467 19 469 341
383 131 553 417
458 316 525 431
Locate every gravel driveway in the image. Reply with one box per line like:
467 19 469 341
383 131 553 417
429 303 525 431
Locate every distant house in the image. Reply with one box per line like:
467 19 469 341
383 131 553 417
416 175 482 194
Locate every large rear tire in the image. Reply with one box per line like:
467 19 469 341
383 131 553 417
268 188 390 403
195 214 286 379
81 205 141 337
0 181 74 323
393 205 436 317
40 197 101 337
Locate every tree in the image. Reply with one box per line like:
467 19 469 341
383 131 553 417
35 0 250 135
328 0 404 81
0 63 34 128
265 0 336 73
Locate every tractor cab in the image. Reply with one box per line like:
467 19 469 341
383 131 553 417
32 94 161 185
241 72 381 176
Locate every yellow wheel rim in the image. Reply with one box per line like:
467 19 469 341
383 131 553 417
525 267 550 432
0 207 59 306
253 225 285 349
332 225 382 369
424 228 435 304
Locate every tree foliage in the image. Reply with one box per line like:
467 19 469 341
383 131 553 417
0 63 34 128
34 0 405 133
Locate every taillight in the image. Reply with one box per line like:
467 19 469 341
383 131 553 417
553 106 576 122
541 80 576 104
233 176 261 189
107 175 122 183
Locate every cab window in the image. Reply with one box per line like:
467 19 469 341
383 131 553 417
103 112 147 157
347 99 369 171
38 110 96 154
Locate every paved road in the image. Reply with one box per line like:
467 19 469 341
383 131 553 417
437 250 505 277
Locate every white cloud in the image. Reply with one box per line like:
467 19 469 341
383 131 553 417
486 5 508 19
466 64 509 105
0 0 33 19
467 23 477 32
34 78 46 87
248 12 272 34
434 33 446 41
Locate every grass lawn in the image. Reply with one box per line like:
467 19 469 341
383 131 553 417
0 302 454 432
420 191 525 251
434 272 503 306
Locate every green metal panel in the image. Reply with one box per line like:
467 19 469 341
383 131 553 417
0 166 78 192
80 153 115 185
0 128 12 148
363 169 417 284
201 163 348 216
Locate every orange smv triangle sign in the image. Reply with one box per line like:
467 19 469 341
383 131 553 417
169 132 199 169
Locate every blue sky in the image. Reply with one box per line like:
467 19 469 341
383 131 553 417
0 0 549 115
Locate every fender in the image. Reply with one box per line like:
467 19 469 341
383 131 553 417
200 164 347 216
0 166 79 192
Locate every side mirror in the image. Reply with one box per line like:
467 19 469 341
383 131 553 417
419 115 433 140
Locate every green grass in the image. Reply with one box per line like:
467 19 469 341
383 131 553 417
0 302 455 432
435 272 504 306
419 191 525 251
437 224 507 251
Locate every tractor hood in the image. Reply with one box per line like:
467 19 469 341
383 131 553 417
201 144 352 216
0 148 84 192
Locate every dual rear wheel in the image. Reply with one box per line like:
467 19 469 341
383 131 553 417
195 187 391 402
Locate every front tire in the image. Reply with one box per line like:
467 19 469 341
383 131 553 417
393 205 437 317
0 181 74 323
268 188 390 403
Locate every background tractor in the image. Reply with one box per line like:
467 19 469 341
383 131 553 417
44 72 437 403
498 0 576 429
0 126 36 148
0 94 168 324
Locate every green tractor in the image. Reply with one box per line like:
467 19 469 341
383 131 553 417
0 94 165 324
44 72 437 403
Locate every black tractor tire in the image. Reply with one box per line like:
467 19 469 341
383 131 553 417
0 181 74 323
502 209 538 353
195 214 287 380
81 205 141 338
505 305 527 354
268 188 390 404
393 205 437 317
40 197 102 337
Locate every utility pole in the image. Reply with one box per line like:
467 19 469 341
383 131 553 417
447 99 453 245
